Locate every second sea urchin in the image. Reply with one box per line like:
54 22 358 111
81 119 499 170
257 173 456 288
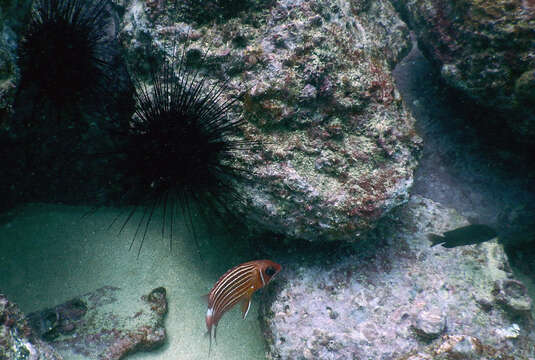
8 0 129 205
15 0 112 122
18 0 109 96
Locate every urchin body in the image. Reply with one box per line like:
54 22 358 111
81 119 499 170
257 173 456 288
113 51 254 252
8 0 117 206
17 0 110 115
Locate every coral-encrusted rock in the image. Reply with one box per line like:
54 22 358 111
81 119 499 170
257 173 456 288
390 0 535 142
0 0 31 123
493 279 533 316
0 34 16 125
434 335 484 359
411 307 446 340
26 286 167 360
260 196 535 359
119 0 421 242
400 334 521 360
0 1 26 212
0 293 63 360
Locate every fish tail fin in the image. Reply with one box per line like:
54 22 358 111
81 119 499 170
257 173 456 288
205 328 212 357
427 233 445 247
205 314 217 356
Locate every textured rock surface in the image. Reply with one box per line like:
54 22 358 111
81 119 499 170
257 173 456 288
502 205 535 284
0 293 63 360
26 286 167 360
390 0 535 142
0 0 27 212
0 28 16 126
260 196 535 359
119 0 421 242
399 334 526 360
0 0 31 123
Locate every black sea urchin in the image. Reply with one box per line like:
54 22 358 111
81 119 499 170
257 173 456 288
110 48 257 255
15 0 111 122
8 0 130 205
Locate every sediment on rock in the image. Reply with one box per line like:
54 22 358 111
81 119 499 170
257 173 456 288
260 196 535 359
25 286 168 360
0 293 64 360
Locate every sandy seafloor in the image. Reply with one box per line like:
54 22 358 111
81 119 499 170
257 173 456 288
0 203 268 360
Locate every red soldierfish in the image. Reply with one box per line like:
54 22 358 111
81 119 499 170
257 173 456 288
205 259 282 349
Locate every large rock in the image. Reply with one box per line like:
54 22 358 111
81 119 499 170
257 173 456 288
390 0 535 142
260 196 535 359
26 286 168 360
398 334 527 360
0 293 63 360
0 0 29 212
1 287 167 360
0 0 32 121
120 0 421 242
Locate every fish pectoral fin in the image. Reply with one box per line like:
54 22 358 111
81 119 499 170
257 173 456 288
241 296 252 320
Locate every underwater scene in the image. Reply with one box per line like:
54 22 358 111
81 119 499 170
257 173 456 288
1 0 534 359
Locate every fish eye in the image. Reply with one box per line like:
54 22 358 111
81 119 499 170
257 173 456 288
266 266 276 276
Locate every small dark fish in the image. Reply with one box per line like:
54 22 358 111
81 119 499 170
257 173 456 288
205 260 281 352
428 224 497 248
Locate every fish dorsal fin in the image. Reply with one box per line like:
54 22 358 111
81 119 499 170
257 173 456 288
241 296 252 320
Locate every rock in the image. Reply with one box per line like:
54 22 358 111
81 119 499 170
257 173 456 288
119 0 421 242
260 196 535 359
0 1 25 212
492 279 533 316
390 0 535 143
500 205 535 283
411 307 446 340
398 334 522 360
0 0 33 113
495 323 521 339
26 286 167 360
434 335 483 359
0 30 16 123
0 293 63 360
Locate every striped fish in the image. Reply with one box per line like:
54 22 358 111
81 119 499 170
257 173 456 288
205 259 282 349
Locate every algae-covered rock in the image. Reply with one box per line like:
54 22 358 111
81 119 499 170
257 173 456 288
390 0 535 142
260 196 535 359
119 0 421 242
0 0 35 115
0 293 63 360
26 286 167 360
399 334 522 360
0 0 24 127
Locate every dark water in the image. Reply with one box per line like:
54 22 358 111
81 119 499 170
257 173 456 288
393 38 535 305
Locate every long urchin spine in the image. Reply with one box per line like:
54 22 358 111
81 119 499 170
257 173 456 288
15 0 111 122
110 46 257 255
